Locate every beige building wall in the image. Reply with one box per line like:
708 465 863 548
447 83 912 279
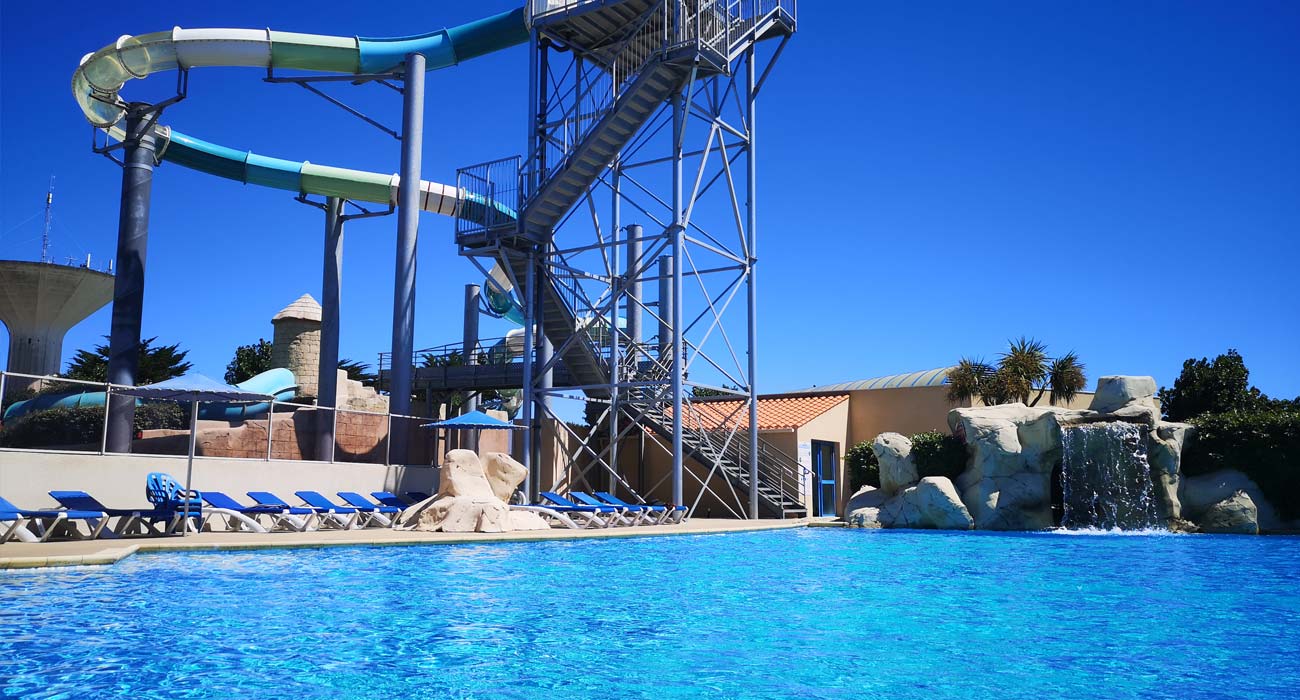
845 385 1094 448
793 398 850 515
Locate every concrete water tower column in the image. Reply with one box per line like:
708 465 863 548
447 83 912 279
0 261 113 398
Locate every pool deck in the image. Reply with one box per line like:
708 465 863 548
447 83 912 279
0 518 814 570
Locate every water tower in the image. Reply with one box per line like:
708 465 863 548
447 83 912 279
0 260 114 397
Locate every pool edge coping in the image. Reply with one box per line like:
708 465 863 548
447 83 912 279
0 519 811 570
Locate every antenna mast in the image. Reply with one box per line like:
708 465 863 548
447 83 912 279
41 176 55 263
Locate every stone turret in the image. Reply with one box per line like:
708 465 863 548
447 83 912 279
271 294 322 399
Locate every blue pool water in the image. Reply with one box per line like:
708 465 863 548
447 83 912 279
3 529 1299 699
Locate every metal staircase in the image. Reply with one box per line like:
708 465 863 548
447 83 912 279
623 355 807 518
455 0 799 516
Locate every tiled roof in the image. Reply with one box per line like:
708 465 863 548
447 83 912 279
791 367 954 393
273 294 322 322
677 393 848 431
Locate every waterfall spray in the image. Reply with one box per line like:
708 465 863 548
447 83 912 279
1060 422 1160 530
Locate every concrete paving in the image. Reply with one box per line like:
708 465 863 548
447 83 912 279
0 518 809 570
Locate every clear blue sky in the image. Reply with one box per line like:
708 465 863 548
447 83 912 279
2 0 1297 399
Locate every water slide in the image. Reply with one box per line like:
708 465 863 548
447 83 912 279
72 8 528 220
2 368 297 422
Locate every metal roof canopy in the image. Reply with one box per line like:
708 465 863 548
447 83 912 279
793 367 955 394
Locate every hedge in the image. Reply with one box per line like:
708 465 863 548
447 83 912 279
910 430 967 480
1182 408 1300 521
0 402 189 449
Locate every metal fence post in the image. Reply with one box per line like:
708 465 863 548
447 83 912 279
330 406 338 463
385 412 393 466
266 400 275 461
100 381 112 454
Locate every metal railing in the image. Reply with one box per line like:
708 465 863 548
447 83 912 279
379 336 524 377
621 359 812 515
523 1 734 199
455 156 523 239
0 369 444 466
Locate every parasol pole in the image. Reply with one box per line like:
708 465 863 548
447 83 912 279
182 399 198 536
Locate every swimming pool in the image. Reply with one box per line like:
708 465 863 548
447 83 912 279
3 529 1298 698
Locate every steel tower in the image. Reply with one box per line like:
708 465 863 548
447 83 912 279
456 0 800 518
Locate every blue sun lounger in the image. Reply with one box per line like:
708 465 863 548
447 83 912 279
0 496 107 543
201 491 314 532
568 492 645 526
538 491 628 528
370 491 412 510
248 491 354 530
595 491 686 524
336 492 400 527
50 490 194 536
295 491 375 529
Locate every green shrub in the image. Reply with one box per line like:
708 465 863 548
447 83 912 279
846 440 879 491
1182 408 1300 521
0 401 189 448
133 402 188 431
0 406 104 448
910 430 967 480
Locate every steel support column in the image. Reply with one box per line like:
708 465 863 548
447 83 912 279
316 196 344 462
670 90 685 507
658 255 674 359
746 48 760 519
521 252 537 501
462 283 480 451
389 51 425 462
626 224 644 347
105 104 157 453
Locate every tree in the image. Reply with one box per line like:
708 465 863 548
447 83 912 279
64 336 192 385
1158 349 1272 422
224 338 274 384
947 337 1086 407
338 358 377 387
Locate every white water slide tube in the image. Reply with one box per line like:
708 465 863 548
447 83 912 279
72 8 528 222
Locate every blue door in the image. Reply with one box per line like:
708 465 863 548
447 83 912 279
811 440 838 517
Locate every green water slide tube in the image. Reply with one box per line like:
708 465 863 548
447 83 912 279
71 8 527 220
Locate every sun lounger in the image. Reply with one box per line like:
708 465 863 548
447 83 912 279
336 492 400 527
248 491 355 530
370 491 412 510
404 491 431 504
49 490 190 536
201 491 314 532
569 491 646 525
595 491 686 524
295 491 374 529
0 496 107 543
147 473 261 534
539 491 628 527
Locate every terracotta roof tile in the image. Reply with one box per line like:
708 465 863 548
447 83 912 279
674 393 848 431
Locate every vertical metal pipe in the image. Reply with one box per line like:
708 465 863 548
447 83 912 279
657 255 674 359
463 283 480 452
105 104 156 453
746 47 760 519
390 51 425 463
317 196 344 462
670 90 685 508
520 252 536 501
626 224 644 346
608 170 624 491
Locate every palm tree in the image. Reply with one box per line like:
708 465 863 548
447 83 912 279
946 358 993 404
946 338 1086 407
1035 351 1086 406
